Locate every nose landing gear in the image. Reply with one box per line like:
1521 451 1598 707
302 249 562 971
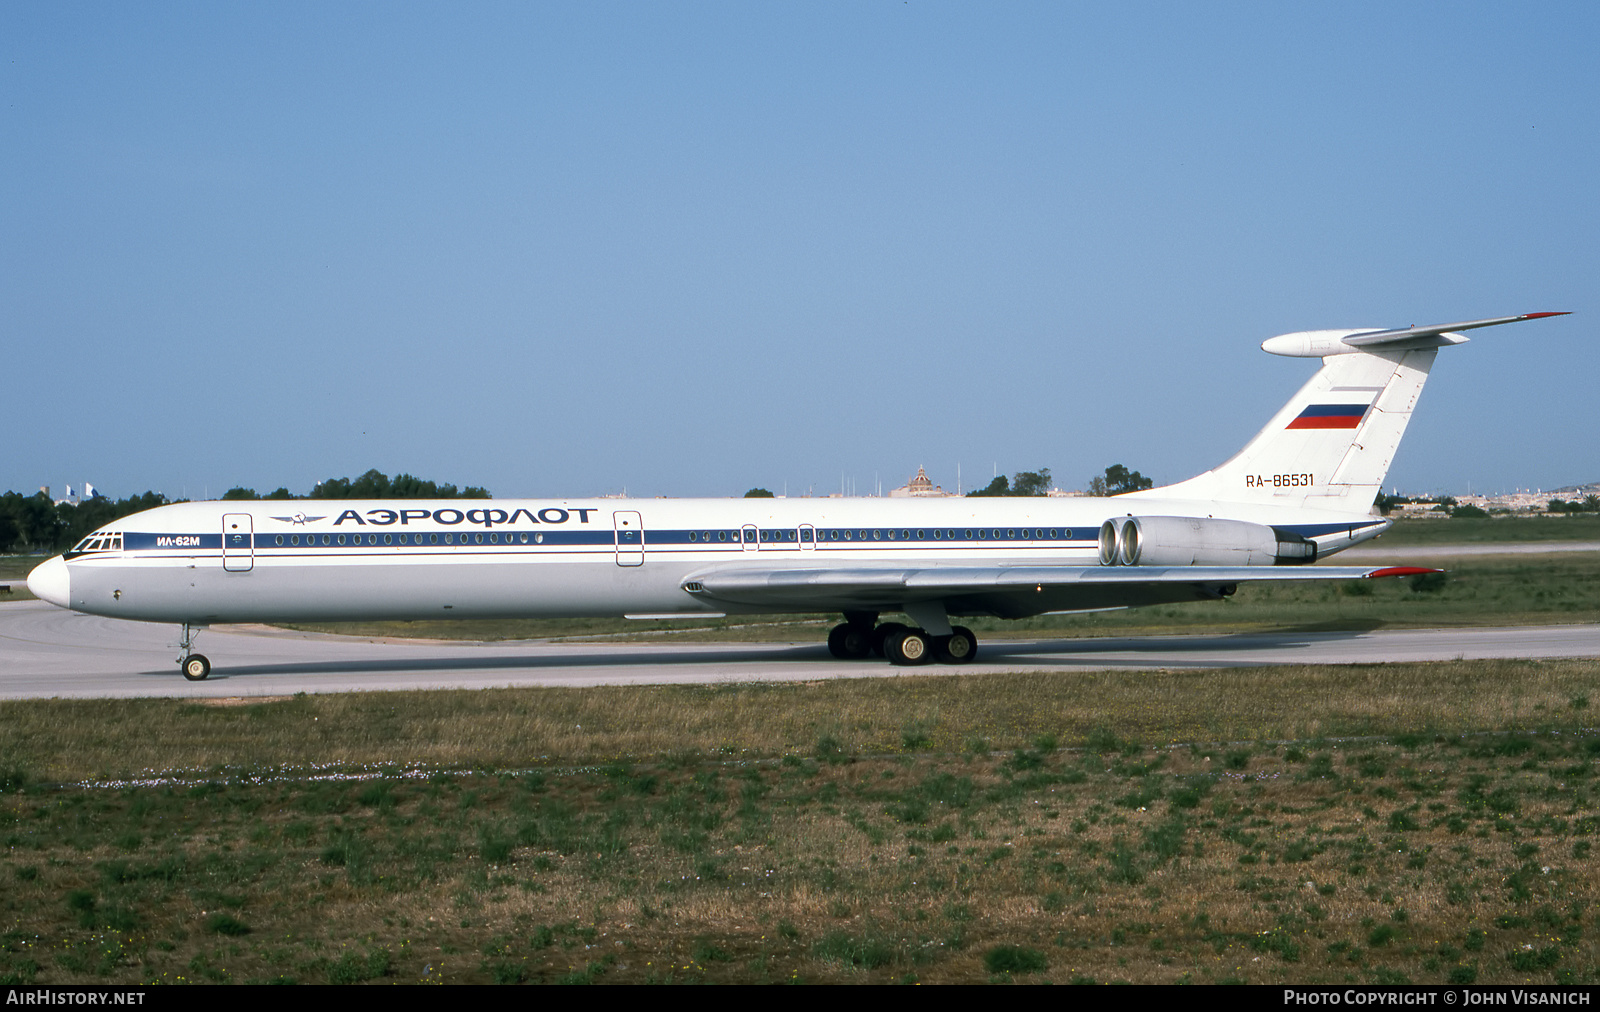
177 623 211 681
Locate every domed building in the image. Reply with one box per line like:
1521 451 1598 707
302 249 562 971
888 466 951 497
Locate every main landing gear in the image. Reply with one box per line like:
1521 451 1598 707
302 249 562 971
826 611 977 666
177 623 211 681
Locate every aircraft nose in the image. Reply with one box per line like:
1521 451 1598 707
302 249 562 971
27 556 71 608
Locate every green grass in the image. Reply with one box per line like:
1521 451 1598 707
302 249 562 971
0 555 42 601
1375 514 1600 546
0 556 45 580
4 658 1600 782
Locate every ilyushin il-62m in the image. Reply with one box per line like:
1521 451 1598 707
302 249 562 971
29 312 1565 680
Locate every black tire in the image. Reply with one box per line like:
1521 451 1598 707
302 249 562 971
827 623 872 660
181 654 211 681
871 622 908 658
885 628 932 666
935 627 977 664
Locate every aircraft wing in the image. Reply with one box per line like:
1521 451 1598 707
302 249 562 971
684 564 1435 619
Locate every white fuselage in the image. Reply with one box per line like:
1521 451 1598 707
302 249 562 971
38 495 1385 626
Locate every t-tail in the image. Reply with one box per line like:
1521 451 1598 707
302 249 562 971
1124 312 1568 510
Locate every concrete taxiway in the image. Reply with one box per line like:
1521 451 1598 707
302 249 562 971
3 600 1599 700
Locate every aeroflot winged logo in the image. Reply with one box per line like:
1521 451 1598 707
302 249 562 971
270 513 327 525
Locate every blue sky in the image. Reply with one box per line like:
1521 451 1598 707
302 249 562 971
4 2 1593 501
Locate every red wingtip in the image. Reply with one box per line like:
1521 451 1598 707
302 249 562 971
1365 567 1443 579
1522 312 1571 320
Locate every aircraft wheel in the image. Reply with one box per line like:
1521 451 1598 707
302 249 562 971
936 627 978 665
885 628 932 666
827 623 872 660
871 622 908 658
181 654 211 681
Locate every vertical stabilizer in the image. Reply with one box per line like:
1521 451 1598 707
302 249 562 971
1123 312 1566 510
1128 346 1434 510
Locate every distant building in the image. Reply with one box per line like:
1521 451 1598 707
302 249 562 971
888 466 952 498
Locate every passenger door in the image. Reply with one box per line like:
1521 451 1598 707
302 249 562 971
222 514 254 572
613 511 644 567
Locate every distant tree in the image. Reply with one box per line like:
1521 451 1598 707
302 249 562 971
1449 503 1489 519
1586 495 1600 513
1010 469 1053 497
0 489 171 553
744 488 775 498
1375 493 1410 516
965 469 1053 498
264 487 296 500
1098 464 1154 496
311 470 489 499
17 492 63 551
221 487 259 500
967 475 1010 497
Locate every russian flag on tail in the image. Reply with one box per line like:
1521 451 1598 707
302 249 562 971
1287 404 1370 430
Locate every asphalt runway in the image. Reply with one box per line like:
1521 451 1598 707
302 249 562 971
3 599 1599 700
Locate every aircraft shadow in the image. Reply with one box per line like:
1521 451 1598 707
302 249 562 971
128 626 1385 681
133 643 835 680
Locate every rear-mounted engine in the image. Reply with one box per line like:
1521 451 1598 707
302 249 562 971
1098 516 1316 567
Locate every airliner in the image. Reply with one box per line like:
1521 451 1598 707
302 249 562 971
29 312 1565 680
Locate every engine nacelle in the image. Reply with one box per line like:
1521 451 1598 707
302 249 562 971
1099 516 1316 567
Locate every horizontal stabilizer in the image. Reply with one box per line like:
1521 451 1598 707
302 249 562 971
1342 312 1569 347
1262 312 1568 358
